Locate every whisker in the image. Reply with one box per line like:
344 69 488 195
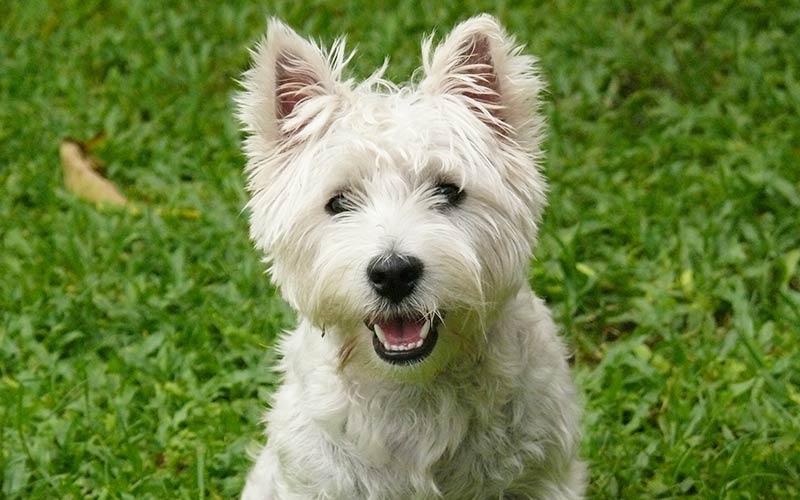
337 335 359 372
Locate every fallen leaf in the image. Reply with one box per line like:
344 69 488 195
60 138 127 206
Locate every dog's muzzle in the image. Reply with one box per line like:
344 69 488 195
365 315 440 365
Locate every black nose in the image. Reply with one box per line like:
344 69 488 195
367 254 424 303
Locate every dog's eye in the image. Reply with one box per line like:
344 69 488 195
433 182 465 207
325 193 351 215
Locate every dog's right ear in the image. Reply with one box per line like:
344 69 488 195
419 15 543 145
237 19 346 145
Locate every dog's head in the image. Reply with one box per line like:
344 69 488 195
237 15 546 378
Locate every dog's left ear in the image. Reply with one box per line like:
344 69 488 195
420 15 543 141
237 18 348 145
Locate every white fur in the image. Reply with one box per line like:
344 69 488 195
237 15 586 499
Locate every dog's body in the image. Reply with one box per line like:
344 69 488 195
237 15 585 499
242 291 584 499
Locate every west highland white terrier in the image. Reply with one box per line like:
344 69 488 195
236 14 586 499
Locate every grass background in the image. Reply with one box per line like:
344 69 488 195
2 0 799 497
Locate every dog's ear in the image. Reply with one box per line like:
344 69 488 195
420 15 543 141
237 19 347 144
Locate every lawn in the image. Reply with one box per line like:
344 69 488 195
1 0 799 498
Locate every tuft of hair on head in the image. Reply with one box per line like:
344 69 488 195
419 14 545 147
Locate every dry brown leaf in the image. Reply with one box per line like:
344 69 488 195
60 138 127 206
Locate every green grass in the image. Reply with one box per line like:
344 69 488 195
2 0 798 498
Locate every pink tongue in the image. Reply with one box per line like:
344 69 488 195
378 319 424 345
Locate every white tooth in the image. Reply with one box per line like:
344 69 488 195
374 324 387 344
414 339 423 348
420 320 431 340
383 341 391 351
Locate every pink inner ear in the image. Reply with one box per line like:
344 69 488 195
460 35 500 107
275 53 320 119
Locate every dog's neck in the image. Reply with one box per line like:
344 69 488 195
282 288 547 472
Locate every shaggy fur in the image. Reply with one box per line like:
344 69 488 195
236 15 586 499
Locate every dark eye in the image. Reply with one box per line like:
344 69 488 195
433 182 465 207
325 193 351 215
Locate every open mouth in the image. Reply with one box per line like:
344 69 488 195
365 315 440 365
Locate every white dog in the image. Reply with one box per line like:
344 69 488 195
236 14 586 499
